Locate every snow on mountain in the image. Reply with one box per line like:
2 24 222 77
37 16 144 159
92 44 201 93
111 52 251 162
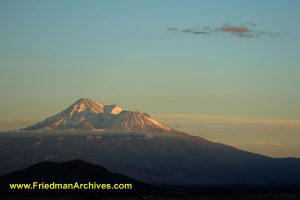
65 98 105 115
23 98 173 132
110 111 173 131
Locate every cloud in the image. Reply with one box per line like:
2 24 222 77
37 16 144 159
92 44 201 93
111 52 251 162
168 26 215 35
153 113 300 127
182 28 213 35
152 113 297 157
167 27 179 32
152 113 300 139
273 142 282 147
241 22 257 27
167 23 281 38
220 25 281 38
255 140 265 145
221 25 250 33
0 119 37 131
255 140 283 147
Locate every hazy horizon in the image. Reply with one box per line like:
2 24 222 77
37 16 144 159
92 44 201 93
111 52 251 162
1 0 300 157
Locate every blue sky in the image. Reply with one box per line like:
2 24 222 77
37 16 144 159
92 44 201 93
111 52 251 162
1 0 300 156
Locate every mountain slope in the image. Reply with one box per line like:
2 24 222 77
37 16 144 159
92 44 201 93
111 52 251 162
110 111 172 131
23 98 173 132
0 131 299 185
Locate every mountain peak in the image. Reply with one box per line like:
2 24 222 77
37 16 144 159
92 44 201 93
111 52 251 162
76 97 101 103
23 98 173 132
64 98 105 116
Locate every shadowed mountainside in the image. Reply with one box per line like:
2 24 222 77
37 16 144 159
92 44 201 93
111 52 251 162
0 131 300 185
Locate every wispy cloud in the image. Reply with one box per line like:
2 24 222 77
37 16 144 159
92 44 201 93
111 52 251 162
221 25 250 33
167 26 216 35
273 142 282 147
152 113 298 157
255 140 283 147
167 27 179 32
255 140 265 145
0 119 37 131
167 23 281 38
153 113 300 127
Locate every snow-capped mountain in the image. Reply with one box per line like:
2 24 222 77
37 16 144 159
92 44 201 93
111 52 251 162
23 98 173 132
1 97 300 185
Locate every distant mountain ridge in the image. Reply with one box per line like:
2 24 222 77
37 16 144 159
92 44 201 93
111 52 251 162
23 98 173 132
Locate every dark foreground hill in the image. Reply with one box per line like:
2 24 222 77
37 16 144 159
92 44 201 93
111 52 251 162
0 159 152 198
1 160 300 200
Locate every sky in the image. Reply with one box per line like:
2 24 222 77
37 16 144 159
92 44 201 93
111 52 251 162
0 0 300 157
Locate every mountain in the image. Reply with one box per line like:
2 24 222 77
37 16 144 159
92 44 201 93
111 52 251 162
0 97 299 185
23 98 173 132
